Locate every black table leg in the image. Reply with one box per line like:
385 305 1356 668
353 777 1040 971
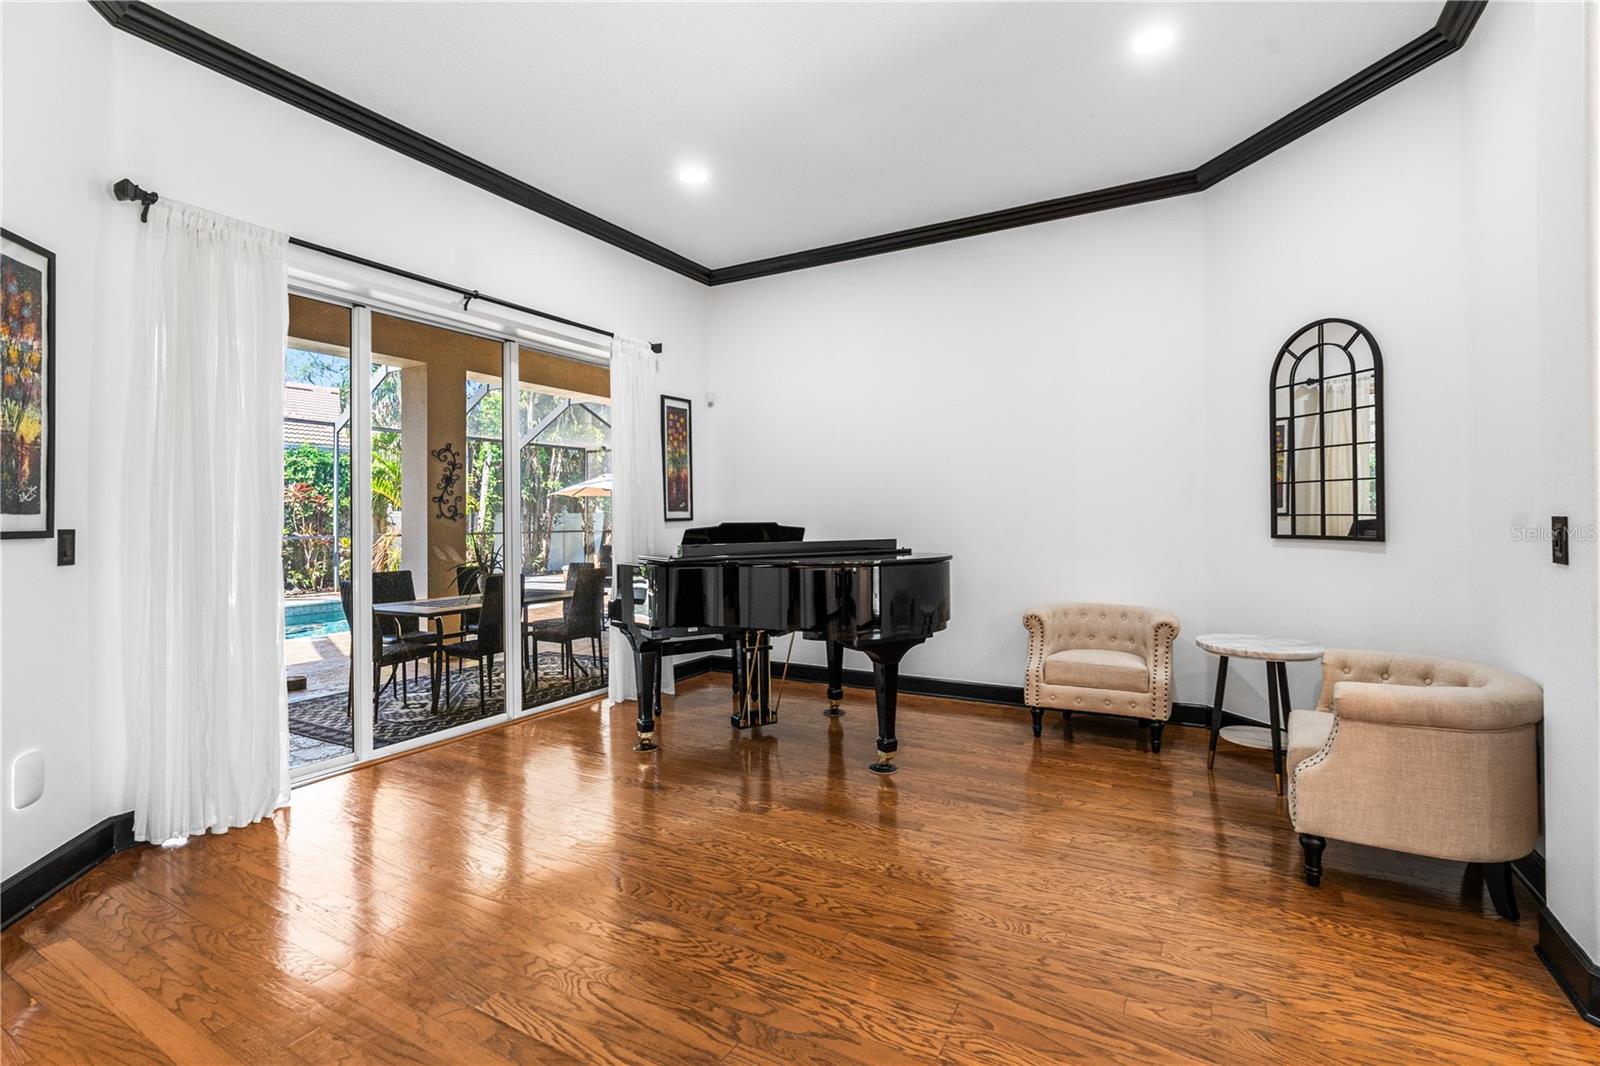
858 639 919 774
1276 660 1295 790
824 640 845 717
1266 661 1285 794
1207 654 1230 769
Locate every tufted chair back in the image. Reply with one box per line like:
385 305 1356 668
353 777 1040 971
1050 603 1158 660
1315 650 1536 715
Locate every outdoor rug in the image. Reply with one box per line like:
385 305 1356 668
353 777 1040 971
288 649 606 747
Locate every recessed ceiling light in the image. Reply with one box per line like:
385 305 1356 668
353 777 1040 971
677 163 711 187
1130 24 1176 57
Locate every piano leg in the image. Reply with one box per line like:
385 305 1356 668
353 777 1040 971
635 644 661 752
824 640 845 717
858 640 919 774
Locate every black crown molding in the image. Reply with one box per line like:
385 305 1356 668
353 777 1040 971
88 1 714 285
92 1 1485 286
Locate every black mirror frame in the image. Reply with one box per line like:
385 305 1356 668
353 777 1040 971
1268 318 1386 543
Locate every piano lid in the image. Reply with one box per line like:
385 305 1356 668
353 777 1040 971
670 538 906 561
678 521 805 547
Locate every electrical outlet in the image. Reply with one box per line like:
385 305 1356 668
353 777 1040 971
1552 516 1569 566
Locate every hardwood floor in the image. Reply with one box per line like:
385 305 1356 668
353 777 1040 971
3 674 1594 1064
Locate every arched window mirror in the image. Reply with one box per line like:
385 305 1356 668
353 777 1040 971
1270 318 1384 541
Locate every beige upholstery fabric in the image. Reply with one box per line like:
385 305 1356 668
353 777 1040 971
1043 648 1149 693
1022 603 1179 721
1289 649 1542 864
1286 708 1334 772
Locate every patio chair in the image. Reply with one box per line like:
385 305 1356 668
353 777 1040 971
439 573 504 713
454 564 483 633
527 564 607 686
339 574 437 719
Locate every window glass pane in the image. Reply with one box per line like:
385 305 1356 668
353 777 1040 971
282 311 355 771
1294 482 1322 515
1355 443 1378 481
1320 321 1356 348
1357 479 1379 517
518 352 612 708
362 314 509 748
1355 370 1376 406
1320 346 1352 377
1295 515 1322 536
1325 481 1354 514
1291 445 1320 482
1356 407 1378 443
1322 374 1354 413
1349 335 1374 372
1325 515 1355 537
1291 416 1321 453
1277 515 1293 535
1323 442 1355 481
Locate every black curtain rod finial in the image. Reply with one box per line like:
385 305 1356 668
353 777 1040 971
650 343 663 355
112 177 159 222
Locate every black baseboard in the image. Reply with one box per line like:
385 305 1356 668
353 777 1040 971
1536 908 1600 1028
675 654 1247 730
1512 849 1547 907
1 812 137 930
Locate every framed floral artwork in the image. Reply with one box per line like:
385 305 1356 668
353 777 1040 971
660 395 693 521
2 229 54 539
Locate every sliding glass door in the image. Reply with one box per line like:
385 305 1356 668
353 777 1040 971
517 348 612 705
283 297 357 773
363 312 509 749
281 278 613 778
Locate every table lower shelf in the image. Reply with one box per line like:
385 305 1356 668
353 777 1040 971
1217 724 1275 750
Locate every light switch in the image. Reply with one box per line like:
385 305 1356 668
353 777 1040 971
12 750 44 809
1552 516 1570 566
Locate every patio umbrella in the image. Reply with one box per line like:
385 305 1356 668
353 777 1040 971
554 473 613 498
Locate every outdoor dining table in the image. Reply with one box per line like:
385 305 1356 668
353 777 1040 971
373 582 573 714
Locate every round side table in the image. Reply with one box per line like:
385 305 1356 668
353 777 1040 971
1194 634 1325 795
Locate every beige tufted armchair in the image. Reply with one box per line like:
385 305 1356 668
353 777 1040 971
1287 649 1542 920
1022 603 1180 750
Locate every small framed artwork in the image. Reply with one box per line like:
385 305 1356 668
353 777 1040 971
660 395 693 521
2 229 55 540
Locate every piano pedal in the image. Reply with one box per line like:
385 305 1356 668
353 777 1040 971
868 751 898 775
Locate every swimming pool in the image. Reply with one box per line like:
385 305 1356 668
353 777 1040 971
285 599 349 641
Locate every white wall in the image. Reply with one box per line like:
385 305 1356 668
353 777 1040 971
705 5 1599 953
705 197 1210 694
0 4 713 880
0 2 116 883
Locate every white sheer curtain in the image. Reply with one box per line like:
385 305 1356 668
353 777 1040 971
608 336 674 702
125 201 290 843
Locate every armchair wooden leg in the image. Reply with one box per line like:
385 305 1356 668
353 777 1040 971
1029 709 1043 737
1149 722 1163 753
1483 861 1520 921
1299 834 1326 887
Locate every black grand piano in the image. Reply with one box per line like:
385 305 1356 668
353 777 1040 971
608 522 951 773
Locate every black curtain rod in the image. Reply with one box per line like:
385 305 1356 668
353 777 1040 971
111 179 662 354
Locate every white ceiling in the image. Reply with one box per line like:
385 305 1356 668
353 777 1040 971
153 1 1441 267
